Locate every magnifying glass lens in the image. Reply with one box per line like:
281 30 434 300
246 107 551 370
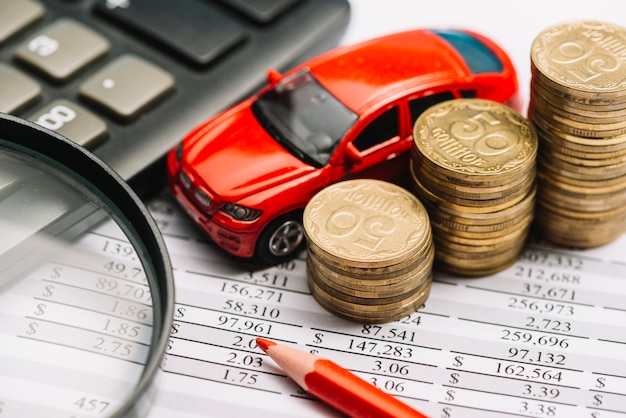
0 115 173 418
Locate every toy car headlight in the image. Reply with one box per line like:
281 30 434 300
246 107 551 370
221 203 262 221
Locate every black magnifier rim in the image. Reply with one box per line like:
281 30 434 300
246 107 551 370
0 113 174 418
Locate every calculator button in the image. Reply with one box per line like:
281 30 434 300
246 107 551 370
15 18 110 82
0 0 45 44
217 0 300 23
93 0 247 66
0 64 41 114
28 99 107 149
79 54 175 121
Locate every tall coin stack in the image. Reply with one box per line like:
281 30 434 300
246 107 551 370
528 20 626 247
410 98 537 276
303 179 434 323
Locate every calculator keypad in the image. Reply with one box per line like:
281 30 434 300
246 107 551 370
0 0 349 195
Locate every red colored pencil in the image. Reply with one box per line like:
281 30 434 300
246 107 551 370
256 337 429 418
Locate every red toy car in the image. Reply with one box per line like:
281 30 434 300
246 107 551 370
167 29 520 264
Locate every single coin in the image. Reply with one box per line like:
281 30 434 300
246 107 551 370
530 21 626 96
413 98 537 180
303 179 430 268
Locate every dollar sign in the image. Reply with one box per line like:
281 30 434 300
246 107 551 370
174 307 186 318
453 355 463 367
42 284 55 297
313 333 324 344
596 377 606 389
441 407 452 418
449 373 459 384
591 413 601 418
25 322 38 335
50 267 63 279
445 390 455 402
170 323 180 335
593 394 603 406
34 303 46 316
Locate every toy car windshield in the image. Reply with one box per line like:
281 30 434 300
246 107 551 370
251 69 358 167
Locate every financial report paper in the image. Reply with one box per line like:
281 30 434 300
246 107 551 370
145 195 626 418
3 192 625 417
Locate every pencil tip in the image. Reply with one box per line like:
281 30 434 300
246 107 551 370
256 337 276 353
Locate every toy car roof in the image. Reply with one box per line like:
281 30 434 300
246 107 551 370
304 29 507 113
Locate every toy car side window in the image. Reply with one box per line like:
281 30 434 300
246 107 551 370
408 91 455 126
352 106 399 152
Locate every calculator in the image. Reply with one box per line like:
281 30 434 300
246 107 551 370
0 0 351 196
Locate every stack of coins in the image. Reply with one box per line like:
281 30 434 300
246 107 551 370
528 20 626 247
410 98 537 276
303 179 434 323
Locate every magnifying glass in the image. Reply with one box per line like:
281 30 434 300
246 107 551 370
0 113 174 417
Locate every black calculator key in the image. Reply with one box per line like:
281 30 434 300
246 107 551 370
0 0 45 44
218 0 300 23
93 0 248 66
0 64 41 114
28 99 108 149
79 54 175 120
14 18 110 82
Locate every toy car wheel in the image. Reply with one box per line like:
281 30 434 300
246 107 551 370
256 211 305 264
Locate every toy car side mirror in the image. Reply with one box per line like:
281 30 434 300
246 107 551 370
344 142 363 165
267 68 283 85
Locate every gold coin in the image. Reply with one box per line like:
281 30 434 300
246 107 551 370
530 113 626 153
307 259 430 304
413 98 537 181
307 241 434 285
432 221 532 253
431 212 534 240
425 183 536 223
534 205 626 248
535 124 626 161
411 144 533 188
307 261 432 301
308 274 431 323
530 83 626 119
537 196 626 221
415 165 536 204
539 148 626 179
434 240 525 276
410 163 534 214
303 179 431 268
531 67 626 106
530 21 626 96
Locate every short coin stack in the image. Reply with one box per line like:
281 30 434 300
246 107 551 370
528 20 626 247
410 98 537 276
303 179 434 323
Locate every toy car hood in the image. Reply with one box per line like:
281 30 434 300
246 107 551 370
182 104 315 200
